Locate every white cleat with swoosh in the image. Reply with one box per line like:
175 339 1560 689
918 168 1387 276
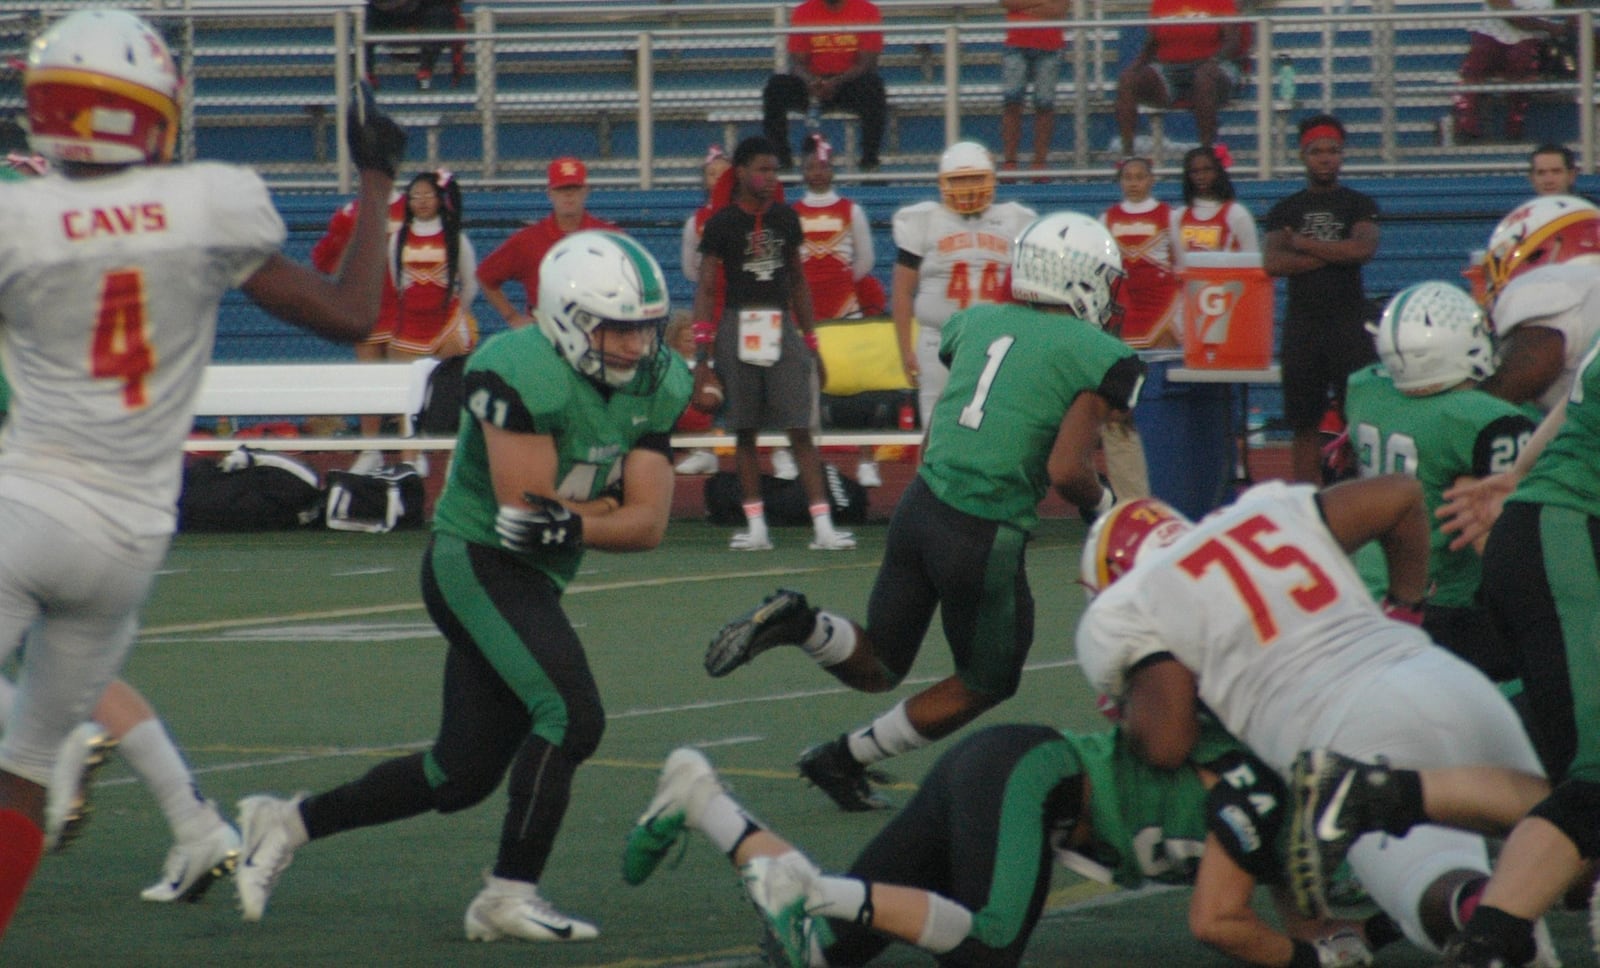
464 872 598 942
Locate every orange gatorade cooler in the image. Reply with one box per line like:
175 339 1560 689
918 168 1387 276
1180 252 1274 369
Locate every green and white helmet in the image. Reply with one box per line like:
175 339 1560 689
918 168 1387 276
1010 211 1124 326
1369 281 1492 396
537 231 671 390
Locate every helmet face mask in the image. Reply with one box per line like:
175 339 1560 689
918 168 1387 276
938 141 996 216
537 232 672 392
1483 195 1600 310
1010 212 1125 326
1080 498 1193 597
1370 281 1493 396
25 10 180 166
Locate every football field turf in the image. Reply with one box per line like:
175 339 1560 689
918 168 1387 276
8 520 1595 966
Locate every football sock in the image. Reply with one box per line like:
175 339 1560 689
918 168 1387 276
698 792 760 855
119 719 208 836
807 874 871 925
1461 905 1536 967
803 612 856 667
846 701 929 766
809 503 837 539
917 892 974 953
1451 876 1487 930
0 808 44 938
742 501 768 542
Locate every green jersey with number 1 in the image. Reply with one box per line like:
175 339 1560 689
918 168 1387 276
432 326 691 589
1345 364 1535 607
919 302 1141 532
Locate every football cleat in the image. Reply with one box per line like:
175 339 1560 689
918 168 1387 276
622 747 725 886
141 815 242 903
856 461 882 488
1289 749 1399 918
808 531 856 551
797 737 892 812
771 448 800 481
674 449 720 475
705 589 817 678
235 794 307 922
44 723 117 852
464 872 598 942
730 531 775 552
741 852 819 968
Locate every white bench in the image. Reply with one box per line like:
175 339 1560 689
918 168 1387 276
184 360 921 453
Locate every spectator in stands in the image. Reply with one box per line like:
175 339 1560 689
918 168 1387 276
1528 141 1579 195
763 0 887 172
1098 156 1174 502
667 312 722 476
1115 0 1243 158
1174 143 1259 258
793 134 883 487
892 141 1035 430
999 0 1068 174
690 136 856 551
0 9 402 935
680 144 732 325
477 157 616 330
1264 114 1380 484
1446 0 1565 144
366 0 466 91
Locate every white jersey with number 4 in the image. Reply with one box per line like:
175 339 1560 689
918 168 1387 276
0 163 285 540
893 200 1035 330
1076 481 1435 770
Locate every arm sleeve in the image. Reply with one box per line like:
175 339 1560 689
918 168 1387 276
681 215 702 283
1226 202 1260 252
1471 413 1538 477
849 203 875 280
1099 354 1148 411
456 234 479 307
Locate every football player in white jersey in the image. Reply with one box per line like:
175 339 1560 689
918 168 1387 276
890 142 1035 425
1478 194 1600 411
1076 478 1551 959
0 8 403 935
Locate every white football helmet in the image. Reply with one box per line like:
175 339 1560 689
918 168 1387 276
1483 194 1600 310
1080 498 1193 597
537 231 671 391
25 9 180 165
938 141 996 216
1010 211 1125 326
1369 281 1493 396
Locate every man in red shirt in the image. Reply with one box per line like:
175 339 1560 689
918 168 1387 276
763 0 887 172
1114 0 1243 157
475 156 617 328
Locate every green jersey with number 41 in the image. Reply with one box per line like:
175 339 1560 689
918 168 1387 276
432 326 691 589
1345 364 1535 607
919 302 1143 532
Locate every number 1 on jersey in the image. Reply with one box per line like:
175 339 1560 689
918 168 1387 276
91 269 154 408
958 336 1015 429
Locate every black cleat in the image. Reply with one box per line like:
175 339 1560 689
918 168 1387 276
797 737 892 812
705 589 817 678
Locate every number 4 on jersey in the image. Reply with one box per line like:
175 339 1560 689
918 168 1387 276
91 269 154 408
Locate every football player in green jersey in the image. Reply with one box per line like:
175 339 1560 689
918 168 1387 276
231 232 692 941
624 719 1389 967
703 212 1146 812
1345 281 1535 679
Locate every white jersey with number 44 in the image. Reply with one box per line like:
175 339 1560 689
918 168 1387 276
1076 481 1433 771
893 200 1035 331
0 163 285 539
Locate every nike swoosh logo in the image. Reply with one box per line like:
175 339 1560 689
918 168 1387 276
525 916 573 939
1315 770 1357 842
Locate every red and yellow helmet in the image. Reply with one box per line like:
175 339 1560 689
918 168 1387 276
24 9 180 166
1482 195 1600 311
1080 498 1193 596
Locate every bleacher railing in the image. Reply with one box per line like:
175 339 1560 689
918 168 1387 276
2 1 1594 188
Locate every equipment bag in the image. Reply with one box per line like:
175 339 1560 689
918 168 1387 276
703 464 868 527
325 465 426 533
178 447 323 532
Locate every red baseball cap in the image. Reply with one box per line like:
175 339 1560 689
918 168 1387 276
548 156 587 188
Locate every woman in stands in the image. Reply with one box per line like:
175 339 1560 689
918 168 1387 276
1173 144 1259 259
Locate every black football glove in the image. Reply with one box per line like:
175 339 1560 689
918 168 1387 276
346 81 406 178
496 494 583 553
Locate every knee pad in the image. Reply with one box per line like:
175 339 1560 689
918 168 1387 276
1528 780 1600 859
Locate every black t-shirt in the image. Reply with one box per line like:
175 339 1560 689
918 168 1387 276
1264 184 1379 324
699 201 802 312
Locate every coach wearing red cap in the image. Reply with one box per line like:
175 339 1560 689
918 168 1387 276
476 156 618 328
1263 113 1380 484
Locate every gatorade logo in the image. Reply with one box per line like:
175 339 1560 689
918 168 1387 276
1194 280 1245 344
